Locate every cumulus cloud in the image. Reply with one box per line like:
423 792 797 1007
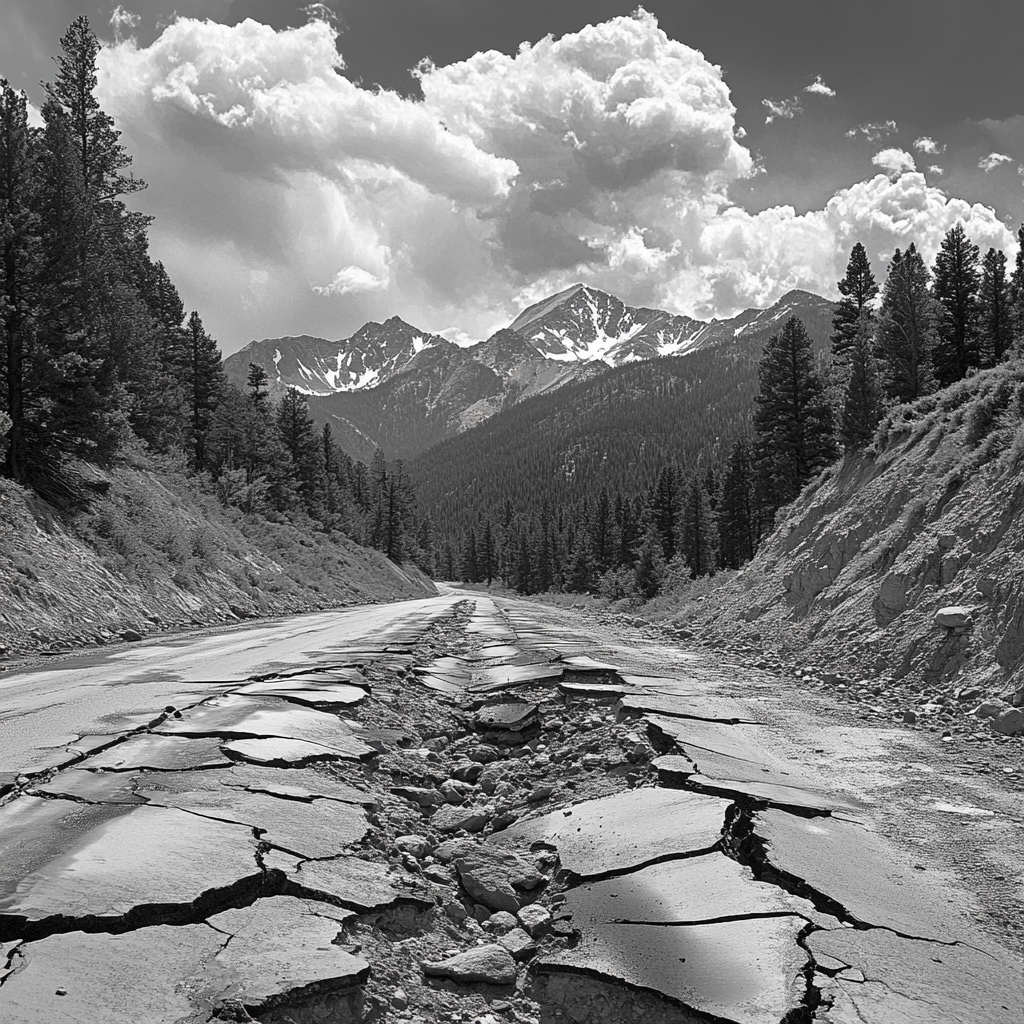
979 152 1014 172
846 120 898 142
803 75 835 97
25 99 45 128
872 148 916 177
95 10 1017 351
929 165 945 176
762 97 802 123
914 136 943 155
312 265 390 296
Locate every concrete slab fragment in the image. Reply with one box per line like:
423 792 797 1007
205 896 369 1010
31 770 147 804
225 735 374 765
137 785 368 859
619 692 762 724
265 850 427 911
541 915 811 1024
493 787 728 877
155 693 365 753
754 808 968 940
0 801 259 927
469 663 563 692
233 680 369 706
0 922 223 1024
81 734 232 772
809 928 1023 1024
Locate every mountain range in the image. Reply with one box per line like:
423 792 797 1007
223 284 836 463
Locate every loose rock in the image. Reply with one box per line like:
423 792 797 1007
421 945 516 985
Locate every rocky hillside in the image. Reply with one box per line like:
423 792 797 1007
0 451 434 660
664 359 1024 702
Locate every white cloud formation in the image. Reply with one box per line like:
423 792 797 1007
110 5 142 43
928 165 945 176
95 11 1017 352
914 136 943 154
312 265 390 297
25 99 45 128
762 97 802 123
846 120 898 142
872 148 917 177
803 75 835 97
979 152 1014 172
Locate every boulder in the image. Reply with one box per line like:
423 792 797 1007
973 700 1010 720
421 945 516 985
498 928 537 961
516 903 551 937
394 835 430 859
934 606 972 629
454 846 543 913
432 804 491 834
990 707 1024 737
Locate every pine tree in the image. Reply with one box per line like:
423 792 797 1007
679 474 718 578
566 534 595 593
590 487 613 571
277 388 323 518
1010 225 1024 349
753 316 839 515
875 245 939 402
831 242 879 363
535 527 554 593
633 529 665 600
932 223 981 384
480 520 495 585
717 438 756 569
978 248 1013 367
841 313 884 449
462 527 478 583
185 311 225 470
649 465 679 561
0 80 42 484
515 533 533 594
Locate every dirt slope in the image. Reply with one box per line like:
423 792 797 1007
0 452 433 659
668 359 1024 701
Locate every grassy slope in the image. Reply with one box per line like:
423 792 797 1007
651 359 1024 698
0 449 434 658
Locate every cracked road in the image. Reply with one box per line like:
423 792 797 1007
0 590 1020 1024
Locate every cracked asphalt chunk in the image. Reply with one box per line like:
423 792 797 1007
809 928 1024 1024
136 784 369 859
233 678 369 706
264 850 429 911
0 922 224 1023
618 691 763 724
80 734 232 771
753 808 971 941
223 734 373 765
0 799 259 933
493 787 729 877
540 915 813 1024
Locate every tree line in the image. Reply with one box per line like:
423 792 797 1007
444 227 1024 599
0 17 428 570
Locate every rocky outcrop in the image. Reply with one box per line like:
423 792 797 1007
670 361 1024 701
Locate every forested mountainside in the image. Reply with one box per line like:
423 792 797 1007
664 359 1024 699
0 17 432 654
409 294 834 551
227 289 835 463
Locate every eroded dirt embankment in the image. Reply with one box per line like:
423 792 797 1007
661 361 1024 709
0 459 433 660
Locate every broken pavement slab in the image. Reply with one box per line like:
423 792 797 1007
752 808 972 941
808 927 1023 1024
0 897 370 1024
493 787 729 877
0 799 260 934
224 734 374 765
77 734 232 772
618 691 764 724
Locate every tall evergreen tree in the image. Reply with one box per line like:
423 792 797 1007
1010 225 1024 348
841 313 884 450
566 534 595 593
649 464 679 562
831 242 879 363
717 438 756 569
185 311 225 470
932 223 981 383
875 245 939 402
978 247 1013 367
480 520 495 585
0 80 42 484
679 474 718 579
753 315 838 515
461 527 478 583
277 388 323 517
633 529 665 600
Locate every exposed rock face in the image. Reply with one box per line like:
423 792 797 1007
672 362 1024 700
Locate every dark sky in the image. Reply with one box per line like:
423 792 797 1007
2 1 1021 351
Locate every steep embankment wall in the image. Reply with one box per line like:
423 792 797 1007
0 454 434 659
674 361 1024 697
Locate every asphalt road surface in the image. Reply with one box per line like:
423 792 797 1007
0 590 1020 1024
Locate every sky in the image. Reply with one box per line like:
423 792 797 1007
2 1 1023 354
